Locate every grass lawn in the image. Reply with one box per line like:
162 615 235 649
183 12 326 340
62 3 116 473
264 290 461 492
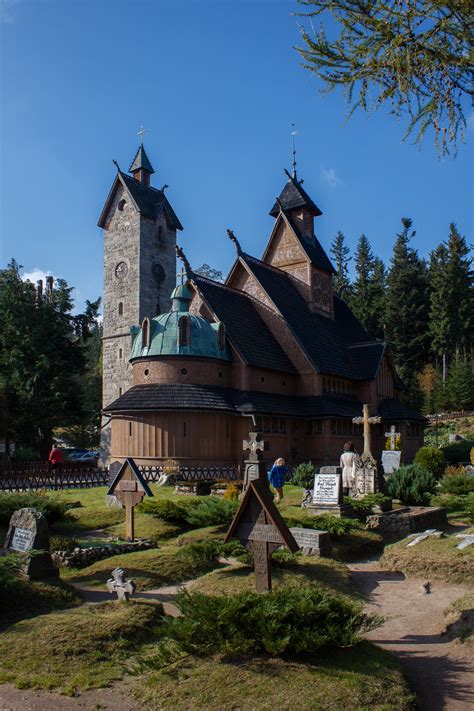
62 543 225 589
381 527 474 585
190 555 358 600
0 601 163 695
133 643 414 711
0 577 82 629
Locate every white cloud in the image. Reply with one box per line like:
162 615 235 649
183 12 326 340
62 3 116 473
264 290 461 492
22 268 55 285
0 0 19 24
320 166 343 189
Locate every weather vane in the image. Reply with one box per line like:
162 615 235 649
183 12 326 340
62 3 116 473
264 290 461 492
291 123 297 179
137 125 147 144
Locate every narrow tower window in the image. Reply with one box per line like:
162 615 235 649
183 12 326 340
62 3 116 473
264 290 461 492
157 225 163 244
142 317 151 349
118 199 127 212
119 348 123 359
118 302 123 315
178 316 191 346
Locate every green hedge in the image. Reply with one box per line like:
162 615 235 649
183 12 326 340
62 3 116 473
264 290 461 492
414 447 445 479
439 474 474 496
386 465 438 505
141 496 238 528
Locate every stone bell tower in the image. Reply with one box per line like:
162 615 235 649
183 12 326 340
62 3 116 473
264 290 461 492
98 141 183 463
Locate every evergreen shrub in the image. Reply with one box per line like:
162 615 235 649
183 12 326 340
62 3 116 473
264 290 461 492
157 588 381 659
345 494 391 520
285 514 357 536
49 535 78 553
386 465 437 505
439 474 474 496
141 496 238 528
414 446 445 478
140 499 197 523
441 440 474 464
431 493 471 511
0 492 66 526
291 462 316 490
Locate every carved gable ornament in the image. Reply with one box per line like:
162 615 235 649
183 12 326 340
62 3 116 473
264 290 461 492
266 216 306 267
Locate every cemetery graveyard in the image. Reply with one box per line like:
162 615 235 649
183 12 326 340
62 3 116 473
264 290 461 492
0 436 473 710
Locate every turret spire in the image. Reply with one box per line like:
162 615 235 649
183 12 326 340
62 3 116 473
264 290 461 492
129 141 155 186
291 123 297 179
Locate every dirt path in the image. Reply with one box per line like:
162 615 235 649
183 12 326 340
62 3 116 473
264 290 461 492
350 559 474 711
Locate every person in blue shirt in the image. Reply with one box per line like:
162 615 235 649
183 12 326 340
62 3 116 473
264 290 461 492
268 457 288 503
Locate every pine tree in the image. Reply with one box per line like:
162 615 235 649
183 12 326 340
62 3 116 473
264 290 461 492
429 224 473 364
330 231 352 299
445 352 474 411
385 218 430 403
349 234 386 339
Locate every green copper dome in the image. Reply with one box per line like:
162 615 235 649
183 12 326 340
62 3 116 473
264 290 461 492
130 286 231 361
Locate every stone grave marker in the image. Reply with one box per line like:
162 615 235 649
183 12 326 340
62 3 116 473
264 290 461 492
455 534 474 550
106 568 136 601
308 466 354 518
107 458 153 541
381 450 402 476
288 528 331 557
2 508 58 579
225 479 298 592
242 430 268 491
352 404 381 496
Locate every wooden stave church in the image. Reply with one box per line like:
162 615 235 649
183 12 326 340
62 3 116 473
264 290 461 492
102 153 426 469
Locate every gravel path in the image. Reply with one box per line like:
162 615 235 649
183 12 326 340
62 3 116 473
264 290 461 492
350 559 474 711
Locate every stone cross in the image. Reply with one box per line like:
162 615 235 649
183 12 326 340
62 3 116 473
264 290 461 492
352 404 381 458
243 432 266 461
106 568 136 601
385 425 400 451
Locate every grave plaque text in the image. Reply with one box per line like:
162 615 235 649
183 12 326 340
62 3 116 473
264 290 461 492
10 527 34 553
313 473 340 505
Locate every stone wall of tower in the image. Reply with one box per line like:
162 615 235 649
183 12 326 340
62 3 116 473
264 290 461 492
100 179 177 464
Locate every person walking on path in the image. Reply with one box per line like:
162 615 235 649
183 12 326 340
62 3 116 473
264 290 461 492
268 457 288 503
340 441 357 496
48 443 63 472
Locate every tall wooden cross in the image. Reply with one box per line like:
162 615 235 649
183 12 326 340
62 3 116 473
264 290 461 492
385 425 400 451
107 458 153 541
352 404 381 458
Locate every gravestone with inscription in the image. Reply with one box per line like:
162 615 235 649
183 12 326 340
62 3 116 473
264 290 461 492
288 527 331 557
107 458 153 541
2 508 58 579
225 479 298 592
307 466 354 518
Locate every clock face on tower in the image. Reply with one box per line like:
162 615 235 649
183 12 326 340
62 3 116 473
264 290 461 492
115 261 128 279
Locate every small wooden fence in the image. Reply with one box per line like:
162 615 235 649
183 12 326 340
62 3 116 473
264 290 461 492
0 461 241 491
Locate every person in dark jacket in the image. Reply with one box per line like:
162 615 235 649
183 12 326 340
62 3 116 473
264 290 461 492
268 457 288 503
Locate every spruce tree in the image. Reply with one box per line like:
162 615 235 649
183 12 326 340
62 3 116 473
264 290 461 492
330 231 352 299
385 218 430 403
445 352 474 411
349 234 386 339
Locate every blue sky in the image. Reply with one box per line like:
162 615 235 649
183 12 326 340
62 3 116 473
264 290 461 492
1 0 472 313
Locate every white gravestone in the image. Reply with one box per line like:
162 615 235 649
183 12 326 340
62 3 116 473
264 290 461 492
382 450 401 476
10 527 34 552
313 473 340 505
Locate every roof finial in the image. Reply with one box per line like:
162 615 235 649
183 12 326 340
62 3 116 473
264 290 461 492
227 228 242 256
137 125 147 145
175 244 193 278
112 159 121 172
291 123 297 179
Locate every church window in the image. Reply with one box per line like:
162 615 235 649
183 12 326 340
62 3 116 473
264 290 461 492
218 323 226 350
271 417 278 432
118 199 126 212
263 418 270 432
118 302 124 315
119 348 123 359
119 387 123 396
128 422 132 436
141 317 151 349
279 418 286 433
183 422 187 437
260 376 265 383
178 316 191 346
144 368 150 376
181 367 188 375
226 422 229 438
218 371 223 378
157 225 163 244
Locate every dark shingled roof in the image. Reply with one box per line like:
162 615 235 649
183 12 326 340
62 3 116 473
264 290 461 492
104 384 424 423
193 275 297 374
97 172 183 230
129 144 154 174
347 342 386 380
270 176 322 218
241 255 377 379
120 173 183 230
379 398 427 423
281 211 336 274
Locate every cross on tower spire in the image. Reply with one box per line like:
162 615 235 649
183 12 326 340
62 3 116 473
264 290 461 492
137 125 147 145
291 123 297 179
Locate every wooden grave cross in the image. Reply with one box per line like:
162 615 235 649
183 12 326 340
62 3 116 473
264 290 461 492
107 458 153 541
385 425 400 451
225 479 298 592
352 403 381 457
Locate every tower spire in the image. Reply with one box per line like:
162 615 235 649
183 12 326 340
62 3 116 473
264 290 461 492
291 123 297 180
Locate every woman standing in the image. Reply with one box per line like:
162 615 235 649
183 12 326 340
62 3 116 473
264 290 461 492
340 442 357 496
268 457 288 503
